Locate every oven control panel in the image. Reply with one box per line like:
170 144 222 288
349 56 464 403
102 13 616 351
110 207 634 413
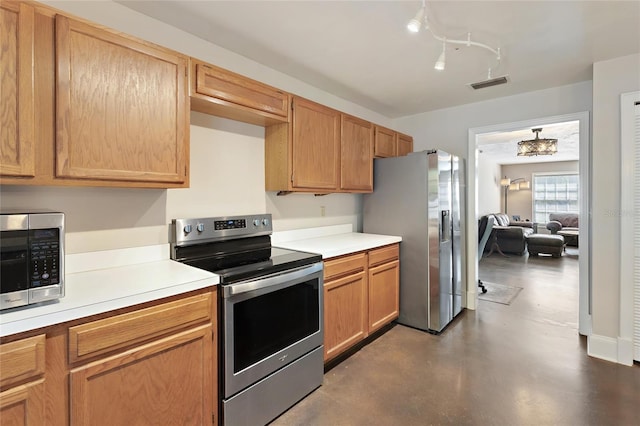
171 214 272 246
214 219 246 230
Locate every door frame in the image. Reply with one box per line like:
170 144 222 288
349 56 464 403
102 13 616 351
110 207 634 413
466 111 591 336
620 91 639 363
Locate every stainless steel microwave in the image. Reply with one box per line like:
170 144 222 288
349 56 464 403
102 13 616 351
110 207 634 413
1 212 65 310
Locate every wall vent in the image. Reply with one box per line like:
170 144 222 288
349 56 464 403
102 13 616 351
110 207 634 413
469 75 509 90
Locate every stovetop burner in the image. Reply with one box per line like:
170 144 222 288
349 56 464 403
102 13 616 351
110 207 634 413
170 214 322 284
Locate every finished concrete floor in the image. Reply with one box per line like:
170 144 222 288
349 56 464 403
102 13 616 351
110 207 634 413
271 248 640 425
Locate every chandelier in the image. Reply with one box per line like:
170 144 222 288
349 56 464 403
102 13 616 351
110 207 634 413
517 128 558 157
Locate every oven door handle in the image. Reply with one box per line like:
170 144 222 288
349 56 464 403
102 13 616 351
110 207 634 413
224 262 323 297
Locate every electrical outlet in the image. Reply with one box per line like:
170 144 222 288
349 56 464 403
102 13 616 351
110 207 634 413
320 206 326 217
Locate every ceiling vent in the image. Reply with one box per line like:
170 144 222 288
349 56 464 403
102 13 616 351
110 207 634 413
469 75 509 90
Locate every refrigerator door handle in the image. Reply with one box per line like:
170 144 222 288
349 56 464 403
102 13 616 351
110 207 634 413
441 210 451 242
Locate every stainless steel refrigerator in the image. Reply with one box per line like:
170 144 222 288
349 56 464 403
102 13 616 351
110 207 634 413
363 150 466 333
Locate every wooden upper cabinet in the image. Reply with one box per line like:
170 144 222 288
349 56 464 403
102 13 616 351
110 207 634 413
397 132 414 157
374 125 396 158
55 15 189 185
190 59 289 126
341 114 373 192
0 2 35 177
291 97 340 190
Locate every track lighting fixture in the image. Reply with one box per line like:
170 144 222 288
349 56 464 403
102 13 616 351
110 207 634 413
434 40 446 71
407 5 425 33
406 1 502 76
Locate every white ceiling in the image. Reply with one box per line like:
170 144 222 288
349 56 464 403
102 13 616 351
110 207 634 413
477 120 580 165
118 1 639 119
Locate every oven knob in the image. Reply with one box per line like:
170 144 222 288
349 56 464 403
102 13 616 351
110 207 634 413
253 219 260 227
196 223 205 232
262 218 270 226
183 224 192 234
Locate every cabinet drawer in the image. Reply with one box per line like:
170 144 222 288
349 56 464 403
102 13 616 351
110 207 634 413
368 244 399 267
0 335 46 389
68 293 212 363
324 252 366 281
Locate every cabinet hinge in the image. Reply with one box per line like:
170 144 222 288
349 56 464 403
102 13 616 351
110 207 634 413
291 173 294 183
291 98 294 110
212 413 215 424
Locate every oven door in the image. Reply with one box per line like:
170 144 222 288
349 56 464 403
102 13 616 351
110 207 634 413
222 262 323 398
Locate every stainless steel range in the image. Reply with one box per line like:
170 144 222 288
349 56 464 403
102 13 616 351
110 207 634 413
170 214 324 426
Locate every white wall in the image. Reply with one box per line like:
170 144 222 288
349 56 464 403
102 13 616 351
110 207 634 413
394 55 640 364
590 53 640 354
477 153 501 215
0 0 389 253
394 81 592 158
500 161 579 221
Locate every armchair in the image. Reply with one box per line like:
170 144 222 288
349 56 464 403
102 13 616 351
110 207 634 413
547 213 579 246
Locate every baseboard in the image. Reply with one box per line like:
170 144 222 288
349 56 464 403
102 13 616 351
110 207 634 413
587 334 634 365
617 337 634 366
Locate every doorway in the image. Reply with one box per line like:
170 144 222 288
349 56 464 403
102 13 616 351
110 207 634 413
466 111 591 336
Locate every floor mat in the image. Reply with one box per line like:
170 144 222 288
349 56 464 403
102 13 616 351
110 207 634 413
478 281 523 305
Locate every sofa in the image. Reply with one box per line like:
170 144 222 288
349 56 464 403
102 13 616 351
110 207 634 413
482 213 534 255
546 213 579 246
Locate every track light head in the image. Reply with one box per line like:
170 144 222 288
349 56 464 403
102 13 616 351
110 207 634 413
407 7 425 33
434 42 446 71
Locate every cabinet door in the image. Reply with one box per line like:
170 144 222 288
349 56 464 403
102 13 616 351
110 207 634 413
323 271 367 361
55 15 188 184
397 132 413 157
70 325 213 426
374 126 396 158
0 380 45 426
291 97 340 190
0 335 46 389
341 114 373 192
192 60 288 123
368 260 400 333
0 2 35 177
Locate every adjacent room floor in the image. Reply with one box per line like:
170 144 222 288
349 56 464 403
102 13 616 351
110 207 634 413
272 247 640 425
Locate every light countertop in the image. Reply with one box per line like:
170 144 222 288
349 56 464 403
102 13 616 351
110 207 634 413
272 224 402 259
0 245 219 337
1 226 400 338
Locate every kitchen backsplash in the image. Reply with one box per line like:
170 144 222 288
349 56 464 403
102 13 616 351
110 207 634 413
1 113 362 254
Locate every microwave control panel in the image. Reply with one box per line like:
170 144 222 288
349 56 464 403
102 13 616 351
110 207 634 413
29 228 61 287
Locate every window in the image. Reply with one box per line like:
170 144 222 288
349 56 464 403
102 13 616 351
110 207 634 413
533 173 579 223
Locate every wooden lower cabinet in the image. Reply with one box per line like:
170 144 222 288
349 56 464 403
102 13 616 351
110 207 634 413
323 244 400 362
70 325 213 425
0 334 47 426
368 259 400 333
323 270 367 361
0 289 218 426
0 380 45 426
